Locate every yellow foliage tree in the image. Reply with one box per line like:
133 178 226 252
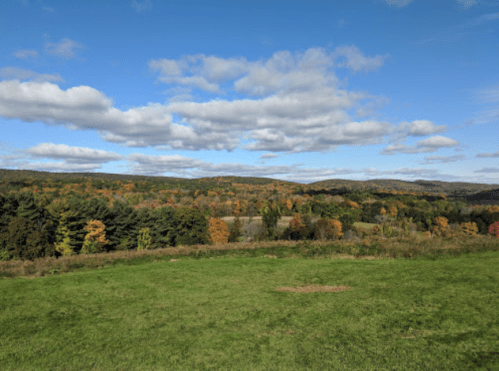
460 222 478 236
431 216 449 236
54 225 74 256
487 205 499 213
380 207 386 215
81 220 108 254
208 218 230 244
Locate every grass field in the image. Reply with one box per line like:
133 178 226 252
1 250 499 370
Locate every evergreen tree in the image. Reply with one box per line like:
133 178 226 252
173 207 209 246
228 216 242 242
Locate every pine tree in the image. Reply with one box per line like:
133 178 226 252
228 216 242 242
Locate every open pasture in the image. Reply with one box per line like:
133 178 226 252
1 250 499 370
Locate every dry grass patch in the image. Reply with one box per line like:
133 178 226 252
275 285 350 293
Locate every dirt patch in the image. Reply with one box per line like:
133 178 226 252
275 285 350 293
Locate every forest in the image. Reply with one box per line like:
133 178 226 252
1 169 499 261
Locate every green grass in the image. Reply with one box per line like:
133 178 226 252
2 252 499 370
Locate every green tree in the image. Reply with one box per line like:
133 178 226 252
228 216 242 242
173 207 209 246
137 227 152 250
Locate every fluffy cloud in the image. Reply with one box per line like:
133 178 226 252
26 143 122 164
0 46 444 154
381 136 459 155
44 38 83 59
417 136 459 148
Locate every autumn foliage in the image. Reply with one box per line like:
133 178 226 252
460 222 479 236
208 218 230 244
81 220 108 254
489 222 499 239
314 218 343 240
432 216 449 236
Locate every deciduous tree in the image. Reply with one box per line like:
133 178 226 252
208 218 230 244
81 220 109 254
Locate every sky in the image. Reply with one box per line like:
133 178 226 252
1 0 498 184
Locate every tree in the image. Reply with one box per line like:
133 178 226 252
262 203 281 238
208 218 230 244
489 222 499 239
432 216 449 236
288 213 307 240
460 222 479 236
55 224 74 256
228 216 242 242
81 220 109 254
314 218 343 240
1 216 53 260
173 207 209 246
137 227 152 250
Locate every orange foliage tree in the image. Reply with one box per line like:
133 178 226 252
208 218 230 244
289 213 307 240
314 218 343 240
81 219 108 254
432 216 449 236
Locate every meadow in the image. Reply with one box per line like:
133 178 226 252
1 239 499 370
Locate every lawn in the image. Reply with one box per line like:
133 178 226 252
1 251 499 370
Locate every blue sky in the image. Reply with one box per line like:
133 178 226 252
1 0 498 184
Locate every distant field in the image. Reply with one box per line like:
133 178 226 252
2 251 499 370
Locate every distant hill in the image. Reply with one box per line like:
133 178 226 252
1 168 499 199
308 178 499 197
459 188 499 205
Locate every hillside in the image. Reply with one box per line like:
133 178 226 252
1 169 499 199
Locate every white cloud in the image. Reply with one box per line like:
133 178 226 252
332 46 389 73
44 38 83 59
406 120 447 136
131 0 152 13
26 143 122 164
0 67 64 82
381 144 435 155
13 49 39 59
0 46 432 154
417 135 459 148
42 6 55 13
